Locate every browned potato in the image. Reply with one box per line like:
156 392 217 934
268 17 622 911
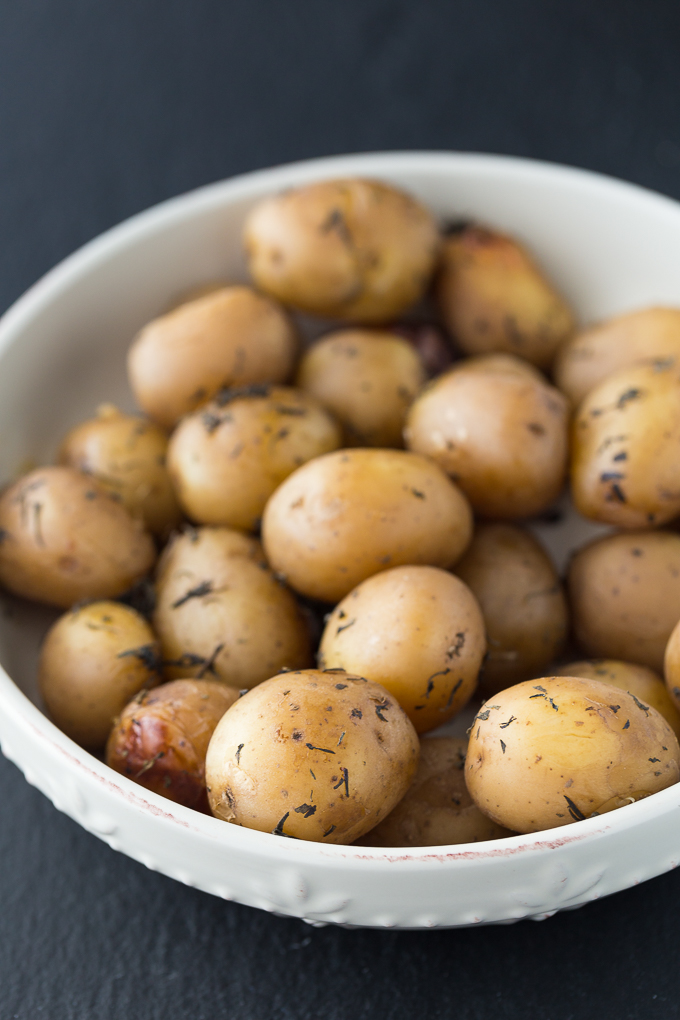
466 676 680 834
296 329 426 447
555 307 680 405
243 179 440 322
205 669 419 843
556 659 680 739
567 530 680 673
318 566 485 733
355 737 513 846
571 360 680 529
167 385 341 531
455 524 568 695
404 356 569 519
154 526 311 689
261 448 473 603
127 286 297 428
106 679 239 811
59 404 182 538
436 225 575 370
664 620 680 713
0 467 156 608
39 601 160 749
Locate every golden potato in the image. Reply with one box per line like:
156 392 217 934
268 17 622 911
555 306 680 406
664 620 680 713
261 448 473 603
355 737 513 846
557 659 680 739
39 601 160 749
567 530 680 673
318 566 485 733
466 676 680 834
107 679 239 811
243 178 440 322
167 385 341 531
0 467 156 608
454 524 568 695
571 360 680 529
127 286 297 428
404 355 569 519
205 669 419 843
436 225 575 370
296 329 426 447
59 404 182 538
154 526 311 689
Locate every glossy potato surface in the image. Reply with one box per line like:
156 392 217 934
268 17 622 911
206 669 419 843
262 448 473 603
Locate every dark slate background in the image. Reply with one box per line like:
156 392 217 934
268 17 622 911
2 2 680 1017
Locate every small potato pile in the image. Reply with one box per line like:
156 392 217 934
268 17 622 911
5 174 680 848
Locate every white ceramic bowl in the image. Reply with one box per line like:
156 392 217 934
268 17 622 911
2 151 680 930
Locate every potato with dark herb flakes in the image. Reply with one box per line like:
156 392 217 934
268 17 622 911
39 600 160 749
167 385 341 531
243 178 440 322
261 448 473 604
0 467 156 608
154 526 312 689
465 676 680 834
318 566 485 733
107 679 239 811
205 669 419 843
127 286 298 428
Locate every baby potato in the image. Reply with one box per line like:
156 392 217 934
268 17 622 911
243 178 440 322
296 329 426 447
59 404 182 538
39 601 160 749
0 467 156 608
556 659 680 740
571 360 680 529
205 669 419 843
355 737 513 846
466 676 680 834
436 225 575 370
261 448 473 603
404 355 569 519
167 385 341 531
567 530 680 673
127 286 297 428
555 306 680 406
106 679 239 811
318 566 485 733
454 524 568 695
154 526 311 689
664 620 680 713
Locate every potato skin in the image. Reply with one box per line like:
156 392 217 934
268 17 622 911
466 676 680 834
404 356 569 519
355 737 513 846
567 530 680 673
455 524 568 695
243 179 440 322
167 385 341 531
296 329 426 447
436 226 575 370
0 467 156 608
557 659 680 740
39 601 160 749
318 566 485 733
664 621 680 713
554 306 680 406
261 448 473 603
127 286 297 428
154 526 311 689
205 669 419 843
571 360 680 529
59 404 182 538
106 679 239 811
